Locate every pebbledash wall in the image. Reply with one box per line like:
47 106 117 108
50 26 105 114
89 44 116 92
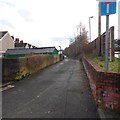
82 58 120 112
2 55 60 82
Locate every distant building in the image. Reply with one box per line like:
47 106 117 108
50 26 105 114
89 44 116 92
0 31 14 54
114 39 120 51
4 47 59 58
114 39 120 58
14 39 29 49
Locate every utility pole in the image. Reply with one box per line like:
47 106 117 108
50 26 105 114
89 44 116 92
118 2 120 72
98 1 101 56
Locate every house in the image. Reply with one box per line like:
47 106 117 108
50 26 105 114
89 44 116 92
14 39 36 49
4 47 59 58
15 43 29 49
14 39 29 49
0 31 14 54
114 39 120 51
114 39 120 58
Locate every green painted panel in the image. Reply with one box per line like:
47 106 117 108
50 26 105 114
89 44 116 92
52 49 59 55
45 49 59 55
4 54 26 58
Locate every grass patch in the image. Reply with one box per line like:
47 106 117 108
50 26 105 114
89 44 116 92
88 57 120 73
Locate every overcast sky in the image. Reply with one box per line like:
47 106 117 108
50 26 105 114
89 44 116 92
0 0 119 49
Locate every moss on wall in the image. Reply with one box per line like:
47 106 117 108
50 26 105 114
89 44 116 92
2 55 60 82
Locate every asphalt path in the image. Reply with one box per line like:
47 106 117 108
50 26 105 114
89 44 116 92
2 59 99 118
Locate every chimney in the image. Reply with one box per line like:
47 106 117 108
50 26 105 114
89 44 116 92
28 44 31 48
15 38 19 43
11 36 14 40
20 40 23 43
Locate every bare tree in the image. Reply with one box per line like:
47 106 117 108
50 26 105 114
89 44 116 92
63 22 88 58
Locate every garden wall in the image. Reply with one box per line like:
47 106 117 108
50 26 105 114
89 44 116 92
2 55 60 82
82 58 120 112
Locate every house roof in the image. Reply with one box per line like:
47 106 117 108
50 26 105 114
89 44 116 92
6 49 32 55
5 47 58 55
0 31 8 39
35 47 57 53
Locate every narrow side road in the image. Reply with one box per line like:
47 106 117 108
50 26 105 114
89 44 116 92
2 59 99 118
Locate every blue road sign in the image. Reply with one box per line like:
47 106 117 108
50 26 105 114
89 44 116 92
100 0 116 16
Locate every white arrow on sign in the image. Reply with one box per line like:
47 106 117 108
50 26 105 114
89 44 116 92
104 1 113 14
107 4 110 13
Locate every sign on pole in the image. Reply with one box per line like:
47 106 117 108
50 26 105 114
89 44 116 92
98 0 117 71
100 0 117 16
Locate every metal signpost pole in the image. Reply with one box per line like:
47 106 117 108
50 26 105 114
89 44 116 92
105 15 109 71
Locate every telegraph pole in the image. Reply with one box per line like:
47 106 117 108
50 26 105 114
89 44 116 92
98 1 101 56
118 2 120 72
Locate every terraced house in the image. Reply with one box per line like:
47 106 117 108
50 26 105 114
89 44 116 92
0 31 14 57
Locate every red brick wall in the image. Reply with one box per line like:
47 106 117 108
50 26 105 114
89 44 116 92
82 58 120 112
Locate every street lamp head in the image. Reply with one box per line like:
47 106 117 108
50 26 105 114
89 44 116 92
90 16 94 18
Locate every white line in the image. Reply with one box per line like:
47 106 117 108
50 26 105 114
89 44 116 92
107 4 109 14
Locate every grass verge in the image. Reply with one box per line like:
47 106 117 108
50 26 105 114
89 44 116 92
87 57 120 73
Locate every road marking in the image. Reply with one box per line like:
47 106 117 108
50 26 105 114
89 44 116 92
0 85 15 92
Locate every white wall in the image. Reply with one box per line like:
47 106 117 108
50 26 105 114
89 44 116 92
0 32 14 53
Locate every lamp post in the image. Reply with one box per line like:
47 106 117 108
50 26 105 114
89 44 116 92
59 46 61 55
59 46 62 61
89 16 94 42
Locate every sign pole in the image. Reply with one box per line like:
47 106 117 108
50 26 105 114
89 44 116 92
105 14 109 71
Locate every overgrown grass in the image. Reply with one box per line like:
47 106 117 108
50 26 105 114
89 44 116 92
88 56 120 73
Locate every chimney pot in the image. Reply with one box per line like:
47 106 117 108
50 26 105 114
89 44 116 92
15 38 19 43
20 40 23 43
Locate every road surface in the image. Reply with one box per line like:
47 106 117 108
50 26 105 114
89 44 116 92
2 59 99 118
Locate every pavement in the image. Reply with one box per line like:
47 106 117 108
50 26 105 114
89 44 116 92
2 59 119 119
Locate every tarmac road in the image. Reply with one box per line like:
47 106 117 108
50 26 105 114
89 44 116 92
2 59 99 118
